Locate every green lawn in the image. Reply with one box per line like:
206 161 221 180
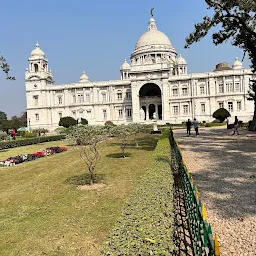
0 134 160 256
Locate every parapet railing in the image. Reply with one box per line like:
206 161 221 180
170 128 220 256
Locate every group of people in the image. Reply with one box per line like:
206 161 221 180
186 116 240 137
186 118 199 137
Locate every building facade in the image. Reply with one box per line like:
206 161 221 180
25 17 254 131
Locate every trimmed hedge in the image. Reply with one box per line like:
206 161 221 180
205 122 226 127
0 135 65 150
100 130 174 256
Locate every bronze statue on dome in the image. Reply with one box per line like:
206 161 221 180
150 8 154 17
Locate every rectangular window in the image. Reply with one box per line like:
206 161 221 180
219 84 224 93
235 83 240 92
117 92 122 100
102 93 106 102
72 111 76 118
86 110 92 119
173 89 178 96
79 110 84 118
126 92 131 99
73 95 76 103
182 88 188 96
237 101 242 110
58 96 63 104
219 102 224 108
200 86 205 94
173 106 179 115
78 94 84 103
33 95 39 106
183 105 188 115
127 108 132 117
118 109 123 118
59 112 62 119
228 102 233 112
103 109 107 119
86 94 90 102
201 103 206 114
35 113 39 121
230 83 234 92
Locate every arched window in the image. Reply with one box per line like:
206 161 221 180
34 64 39 72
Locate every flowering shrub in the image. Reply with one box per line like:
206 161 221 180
0 146 67 167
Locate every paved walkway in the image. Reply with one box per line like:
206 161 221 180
173 127 256 256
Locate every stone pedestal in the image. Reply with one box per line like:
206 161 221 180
151 120 162 134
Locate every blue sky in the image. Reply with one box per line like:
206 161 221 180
0 0 251 118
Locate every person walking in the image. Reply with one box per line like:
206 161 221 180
193 118 199 136
232 116 239 135
186 119 192 136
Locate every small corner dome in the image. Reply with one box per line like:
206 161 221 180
31 43 45 57
79 71 89 83
176 54 187 65
232 57 243 69
120 59 131 70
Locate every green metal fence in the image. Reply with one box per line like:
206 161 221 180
170 128 220 256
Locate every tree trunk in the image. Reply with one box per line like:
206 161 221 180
249 102 256 131
89 171 93 186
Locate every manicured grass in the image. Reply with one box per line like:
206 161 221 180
0 134 160 256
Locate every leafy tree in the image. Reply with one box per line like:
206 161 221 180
212 108 231 122
0 111 7 125
59 116 77 128
111 124 135 158
185 0 256 130
248 79 256 130
67 125 107 185
129 123 147 147
18 111 27 127
0 56 15 80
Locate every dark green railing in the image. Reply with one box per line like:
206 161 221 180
170 128 220 256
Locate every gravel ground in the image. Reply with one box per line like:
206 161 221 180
173 126 256 256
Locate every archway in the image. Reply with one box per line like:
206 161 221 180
139 83 162 121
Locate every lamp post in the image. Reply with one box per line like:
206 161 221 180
28 118 31 132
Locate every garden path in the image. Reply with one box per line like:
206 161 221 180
173 126 256 256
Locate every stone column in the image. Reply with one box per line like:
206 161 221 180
146 105 149 121
162 80 169 122
131 83 140 122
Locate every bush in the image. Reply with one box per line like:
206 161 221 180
0 135 65 150
80 118 88 125
100 130 174 255
59 116 77 128
0 131 7 140
32 128 49 135
104 120 115 126
205 122 226 127
55 127 69 135
212 108 230 123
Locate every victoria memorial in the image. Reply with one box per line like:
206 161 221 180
25 15 254 131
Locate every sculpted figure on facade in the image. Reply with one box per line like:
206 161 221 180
140 108 145 120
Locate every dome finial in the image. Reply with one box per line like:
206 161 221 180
148 16 157 31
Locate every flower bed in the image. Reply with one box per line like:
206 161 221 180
0 146 67 167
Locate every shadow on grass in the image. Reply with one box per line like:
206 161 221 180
107 134 160 152
106 152 132 158
155 156 171 168
0 149 9 153
66 173 105 186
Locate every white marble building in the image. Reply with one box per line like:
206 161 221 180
25 16 254 131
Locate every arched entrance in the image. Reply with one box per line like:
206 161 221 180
139 83 162 121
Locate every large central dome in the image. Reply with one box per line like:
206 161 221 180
135 19 172 49
131 17 177 58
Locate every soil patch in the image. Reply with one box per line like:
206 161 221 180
78 183 106 190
